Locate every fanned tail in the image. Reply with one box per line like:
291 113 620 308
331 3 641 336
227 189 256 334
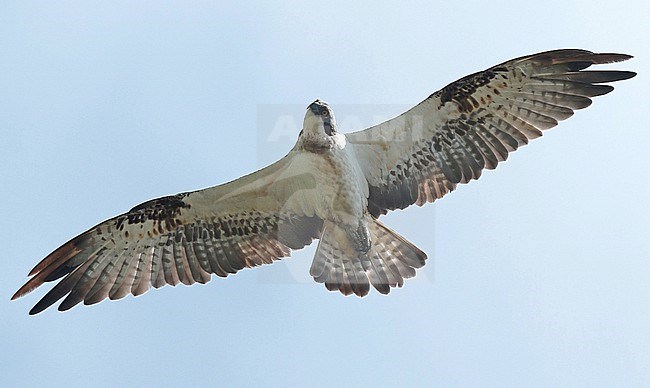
309 218 427 296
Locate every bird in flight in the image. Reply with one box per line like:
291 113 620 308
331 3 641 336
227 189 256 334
13 49 635 314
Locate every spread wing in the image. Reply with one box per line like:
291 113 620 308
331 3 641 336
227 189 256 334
13 153 323 314
347 49 635 216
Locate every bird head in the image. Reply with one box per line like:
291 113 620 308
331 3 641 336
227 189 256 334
302 99 337 136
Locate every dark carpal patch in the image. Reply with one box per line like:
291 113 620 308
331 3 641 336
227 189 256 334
116 193 191 229
433 67 507 112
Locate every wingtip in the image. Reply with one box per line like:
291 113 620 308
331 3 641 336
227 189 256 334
28 241 81 276
591 52 635 64
10 290 22 301
608 53 633 61
29 306 49 315
11 282 34 301
28 297 76 315
28 302 47 315
27 263 43 277
621 71 637 80
28 298 55 315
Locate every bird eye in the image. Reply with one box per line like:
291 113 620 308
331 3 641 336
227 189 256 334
321 108 329 116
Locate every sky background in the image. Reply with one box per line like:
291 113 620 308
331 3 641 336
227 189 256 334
1 2 649 387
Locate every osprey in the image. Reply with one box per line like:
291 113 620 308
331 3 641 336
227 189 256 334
13 49 635 314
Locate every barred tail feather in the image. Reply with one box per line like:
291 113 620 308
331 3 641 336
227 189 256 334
309 218 427 297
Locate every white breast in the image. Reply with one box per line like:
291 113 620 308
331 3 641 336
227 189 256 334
278 138 368 224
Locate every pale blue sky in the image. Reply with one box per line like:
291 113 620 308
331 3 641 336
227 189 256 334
2 2 649 387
